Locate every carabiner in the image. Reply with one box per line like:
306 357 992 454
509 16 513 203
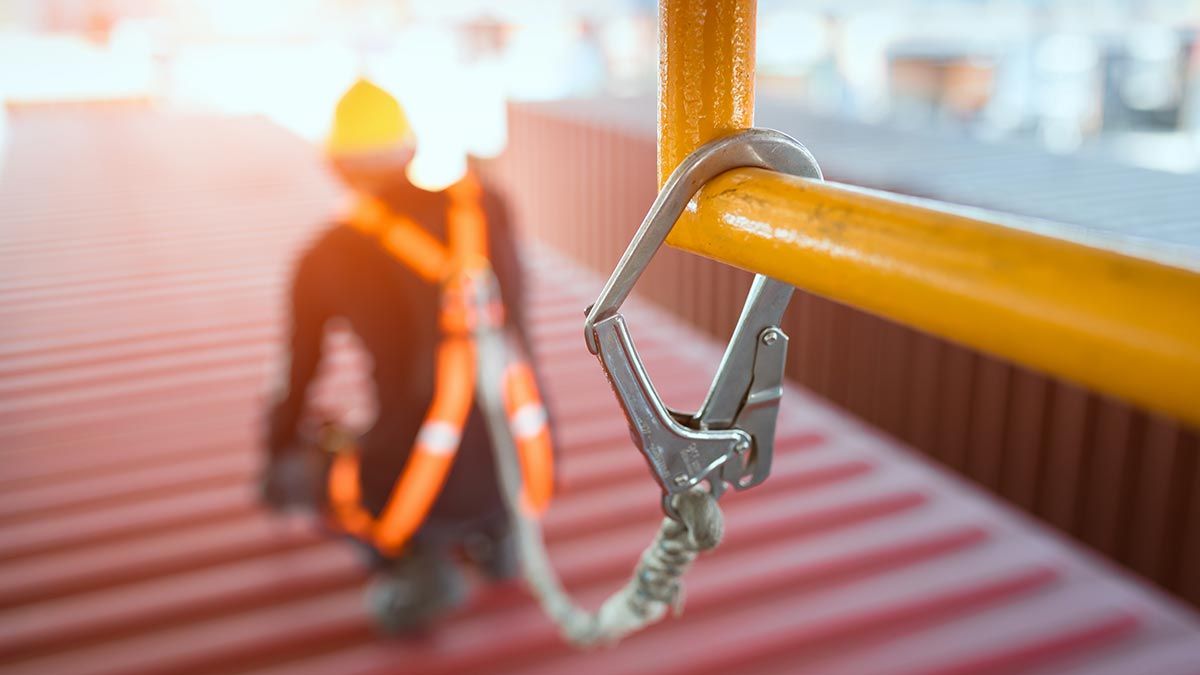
583 129 823 519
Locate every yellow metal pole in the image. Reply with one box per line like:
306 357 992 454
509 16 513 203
656 0 1200 427
658 0 756 188
672 169 1200 428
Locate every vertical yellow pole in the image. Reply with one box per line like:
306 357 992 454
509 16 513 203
658 0 757 189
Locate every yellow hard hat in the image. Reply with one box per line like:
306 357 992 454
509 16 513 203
326 78 413 156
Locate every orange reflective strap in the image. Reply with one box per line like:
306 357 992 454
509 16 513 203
347 173 487 284
439 276 505 334
441 173 503 334
372 337 476 554
503 361 555 515
345 192 390 235
446 174 489 267
380 221 452 283
328 451 373 537
347 193 452 283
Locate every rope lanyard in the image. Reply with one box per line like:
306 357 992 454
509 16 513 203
472 287 724 645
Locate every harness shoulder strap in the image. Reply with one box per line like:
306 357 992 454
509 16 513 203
446 174 488 267
347 193 452 283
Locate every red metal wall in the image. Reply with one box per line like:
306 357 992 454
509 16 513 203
490 102 1200 608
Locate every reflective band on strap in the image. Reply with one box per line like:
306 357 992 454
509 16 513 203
509 403 548 441
416 420 462 456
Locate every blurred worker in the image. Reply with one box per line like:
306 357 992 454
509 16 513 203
261 78 554 633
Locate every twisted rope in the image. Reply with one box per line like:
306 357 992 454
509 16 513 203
472 291 722 646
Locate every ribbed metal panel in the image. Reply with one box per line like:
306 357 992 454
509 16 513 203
2 106 1199 673
493 100 1200 608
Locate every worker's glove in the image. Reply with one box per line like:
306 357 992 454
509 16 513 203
259 450 323 512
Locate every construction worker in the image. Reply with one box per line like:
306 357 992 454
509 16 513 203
260 78 552 633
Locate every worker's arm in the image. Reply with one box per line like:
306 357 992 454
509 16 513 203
266 250 330 458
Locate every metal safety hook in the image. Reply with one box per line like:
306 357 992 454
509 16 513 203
583 128 823 519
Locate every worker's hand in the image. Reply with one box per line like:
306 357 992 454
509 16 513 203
259 450 323 512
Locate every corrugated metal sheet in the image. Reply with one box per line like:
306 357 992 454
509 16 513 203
2 107 1199 674
493 100 1200 608
517 96 1200 254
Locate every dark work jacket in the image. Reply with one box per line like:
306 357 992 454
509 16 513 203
266 171 531 528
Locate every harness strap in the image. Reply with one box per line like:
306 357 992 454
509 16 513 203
503 362 554 515
329 451 371 536
446 174 488 265
373 337 475 553
348 195 451 283
329 173 553 556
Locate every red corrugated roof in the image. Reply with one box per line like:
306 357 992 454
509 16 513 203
1 108 1198 675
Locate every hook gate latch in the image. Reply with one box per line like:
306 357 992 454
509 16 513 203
583 129 823 518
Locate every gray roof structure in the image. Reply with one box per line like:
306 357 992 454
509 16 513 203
532 96 1200 269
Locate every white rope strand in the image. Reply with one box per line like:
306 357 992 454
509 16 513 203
472 301 722 647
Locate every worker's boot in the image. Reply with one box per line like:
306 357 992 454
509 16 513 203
365 548 468 635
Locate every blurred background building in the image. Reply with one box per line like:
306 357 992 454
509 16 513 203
3 0 1200 169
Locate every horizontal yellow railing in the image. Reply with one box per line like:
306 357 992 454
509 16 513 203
660 0 1200 428
667 169 1200 427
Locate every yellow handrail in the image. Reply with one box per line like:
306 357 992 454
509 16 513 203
658 0 1200 427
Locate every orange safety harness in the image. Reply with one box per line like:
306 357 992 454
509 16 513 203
327 173 554 556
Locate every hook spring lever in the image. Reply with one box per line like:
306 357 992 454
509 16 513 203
583 129 823 518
